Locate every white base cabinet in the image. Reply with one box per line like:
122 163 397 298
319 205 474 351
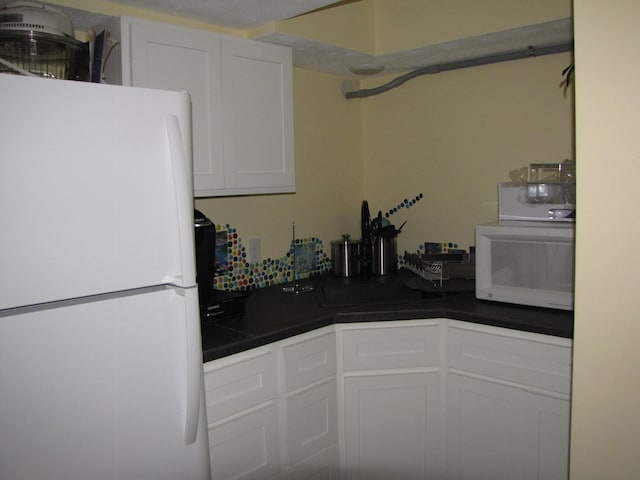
445 321 572 480
343 372 441 480
447 374 570 480
339 322 443 480
204 327 337 480
280 329 339 478
204 347 280 480
203 319 571 480
99 16 294 197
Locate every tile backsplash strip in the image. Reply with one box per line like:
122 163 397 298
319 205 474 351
211 223 463 292
212 224 332 291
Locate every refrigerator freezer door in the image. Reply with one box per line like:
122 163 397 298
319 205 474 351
0 74 196 310
0 286 210 480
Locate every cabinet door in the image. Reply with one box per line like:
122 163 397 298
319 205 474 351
343 372 441 480
285 446 340 480
446 373 570 480
209 404 281 480
285 379 338 466
128 20 225 193
220 38 295 194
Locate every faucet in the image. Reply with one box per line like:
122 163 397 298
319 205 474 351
360 200 371 280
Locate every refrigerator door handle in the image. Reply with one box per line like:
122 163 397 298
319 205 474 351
182 286 202 444
166 115 196 287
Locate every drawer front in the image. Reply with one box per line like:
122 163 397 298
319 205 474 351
447 324 572 395
204 349 276 423
282 331 336 392
341 323 440 372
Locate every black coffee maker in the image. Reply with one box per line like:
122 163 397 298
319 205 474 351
194 209 216 311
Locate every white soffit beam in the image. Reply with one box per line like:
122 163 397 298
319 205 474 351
108 0 344 28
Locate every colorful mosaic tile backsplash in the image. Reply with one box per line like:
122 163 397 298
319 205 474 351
210 192 470 292
212 224 332 291
211 227 465 292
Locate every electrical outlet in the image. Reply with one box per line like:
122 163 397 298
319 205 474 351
248 238 261 263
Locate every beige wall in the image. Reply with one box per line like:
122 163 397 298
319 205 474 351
571 0 640 477
360 52 574 252
196 50 573 258
373 0 572 54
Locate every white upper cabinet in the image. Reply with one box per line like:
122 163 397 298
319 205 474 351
220 38 295 195
127 20 225 194
99 17 295 197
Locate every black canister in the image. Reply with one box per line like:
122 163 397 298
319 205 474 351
194 209 216 309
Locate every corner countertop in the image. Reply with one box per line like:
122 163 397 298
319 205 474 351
200 270 574 363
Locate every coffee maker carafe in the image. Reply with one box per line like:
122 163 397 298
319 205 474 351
194 209 216 310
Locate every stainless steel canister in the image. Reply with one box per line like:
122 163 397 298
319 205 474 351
331 234 361 277
372 235 397 275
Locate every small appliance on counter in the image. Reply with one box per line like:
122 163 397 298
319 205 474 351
476 161 576 310
475 222 575 310
194 209 246 321
404 249 475 286
199 289 246 322
499 161 576 222
194 209 216 309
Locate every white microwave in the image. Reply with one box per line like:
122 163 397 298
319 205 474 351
475 222 575 310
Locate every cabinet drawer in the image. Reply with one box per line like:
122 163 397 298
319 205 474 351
282 331 336 392
447 324 572 395
204 349 276 423
341 323 440 371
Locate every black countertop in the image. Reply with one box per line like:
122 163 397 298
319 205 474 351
201 270 573 363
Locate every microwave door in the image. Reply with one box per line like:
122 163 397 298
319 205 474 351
492 240 572 291
476 223 575 310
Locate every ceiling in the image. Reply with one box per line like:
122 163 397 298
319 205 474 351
102 0 345 29
57 0 573 79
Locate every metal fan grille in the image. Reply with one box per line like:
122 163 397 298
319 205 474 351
0 30 88 80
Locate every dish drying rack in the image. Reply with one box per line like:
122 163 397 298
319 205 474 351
404 250 475 287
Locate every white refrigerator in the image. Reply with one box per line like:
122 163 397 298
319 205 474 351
0 73 211 479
